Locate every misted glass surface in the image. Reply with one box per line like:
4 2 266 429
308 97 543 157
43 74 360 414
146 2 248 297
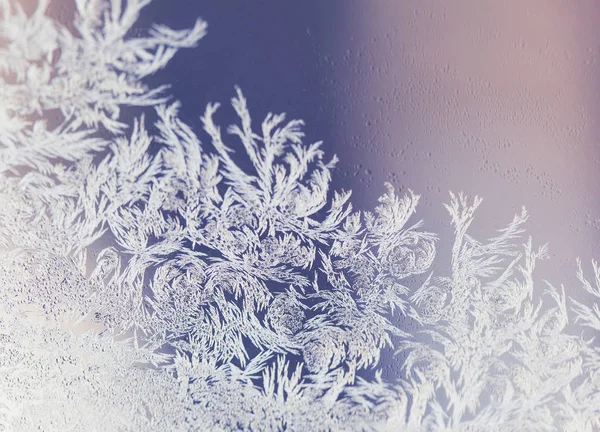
1 1 599 430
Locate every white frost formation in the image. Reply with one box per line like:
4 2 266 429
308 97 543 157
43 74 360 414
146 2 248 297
1 1 599 430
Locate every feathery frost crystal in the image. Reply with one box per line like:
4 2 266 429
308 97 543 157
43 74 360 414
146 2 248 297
1 1 599 430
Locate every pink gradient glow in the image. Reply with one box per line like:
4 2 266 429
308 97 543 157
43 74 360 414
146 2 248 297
325 0 600 288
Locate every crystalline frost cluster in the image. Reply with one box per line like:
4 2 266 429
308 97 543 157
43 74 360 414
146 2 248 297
1 1 599 430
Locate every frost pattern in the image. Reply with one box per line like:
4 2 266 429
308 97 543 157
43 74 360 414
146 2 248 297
1 1 600 431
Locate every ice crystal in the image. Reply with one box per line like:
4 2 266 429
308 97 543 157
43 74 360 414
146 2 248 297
1 1 599 431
